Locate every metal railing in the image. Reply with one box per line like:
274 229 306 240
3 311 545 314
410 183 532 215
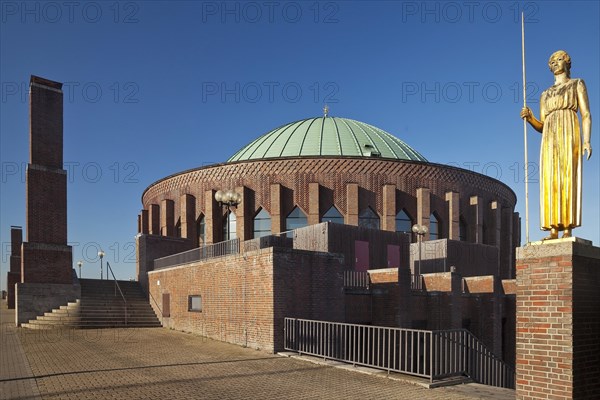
411 274 424 291
154 238 240 270
284 318 514 388
343 271 370 289
106 262 127 326
432 329 514 388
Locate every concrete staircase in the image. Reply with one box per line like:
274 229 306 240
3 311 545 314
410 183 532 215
21 279 161 329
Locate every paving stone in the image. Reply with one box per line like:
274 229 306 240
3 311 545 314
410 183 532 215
2 301 514 399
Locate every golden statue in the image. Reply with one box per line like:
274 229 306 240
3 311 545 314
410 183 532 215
521 50 592 240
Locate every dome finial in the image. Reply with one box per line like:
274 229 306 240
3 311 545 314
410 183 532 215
323 104 329 118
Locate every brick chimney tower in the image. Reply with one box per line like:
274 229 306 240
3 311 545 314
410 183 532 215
20 76 72 284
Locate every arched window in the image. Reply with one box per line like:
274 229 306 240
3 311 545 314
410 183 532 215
395 209 412 234
253 208 271 238
359 207 380 230
222 210 237 241
286 207 307 231
322 206 344 225
197 215 205 245
459 216 467 242
429 213 441 240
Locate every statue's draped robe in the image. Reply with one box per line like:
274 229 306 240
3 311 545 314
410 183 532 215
540 79 582 230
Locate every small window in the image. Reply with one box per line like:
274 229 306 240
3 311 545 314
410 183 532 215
359 207 380 230
322 206 344 225
430 213 441 240
395 209 412 234
222 210 237 241
253 208 271 238
188 295 202 312
286 206 308 231
197 215 205 245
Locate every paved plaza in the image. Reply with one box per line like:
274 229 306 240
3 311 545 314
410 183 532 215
1 301 514 399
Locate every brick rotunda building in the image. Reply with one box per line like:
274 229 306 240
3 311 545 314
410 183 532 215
137 115 520 361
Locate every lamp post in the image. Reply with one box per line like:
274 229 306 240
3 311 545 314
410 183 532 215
77 260 83 279
98 250 105 280
411 224 428 278
215 189 241 241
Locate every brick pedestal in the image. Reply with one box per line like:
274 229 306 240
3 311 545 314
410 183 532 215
516 238 600 399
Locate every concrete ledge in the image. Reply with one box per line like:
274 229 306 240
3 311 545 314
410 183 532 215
518 237 599 259
15 282 80 326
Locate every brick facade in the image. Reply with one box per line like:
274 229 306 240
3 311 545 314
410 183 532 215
144 223 515 362
136 234 194 294
139 157 518 279
409 239 500 277
148 246 345 352
516 240 600 399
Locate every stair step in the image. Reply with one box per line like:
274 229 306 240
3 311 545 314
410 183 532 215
26 318 161 325
22 322 161 330
22 280 161 330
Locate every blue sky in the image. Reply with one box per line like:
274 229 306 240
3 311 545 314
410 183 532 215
1 1 599 286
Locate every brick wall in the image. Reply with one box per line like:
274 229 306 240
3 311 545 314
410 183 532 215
294 222 410 271
7 273 20 309
344 293 371 324
148 247 345 352
410 239 501 278
7 227 23 308
136 234 194 294
29 77 63 168
516 240 600 399
26 166 67 244
21 242 72 284
572 252 600 398
371 280 406 326
16 282 80 325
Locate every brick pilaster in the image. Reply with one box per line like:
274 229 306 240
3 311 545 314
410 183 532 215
149 204 160 235
445 191 459 240
308 183 320 226
270 184 283 234
140 209 149 234
205 190 219 244
180 194 196 243
382 184 396 232
416 188 430 240
516 240 600 399
161 199 175 237
470 196 483 244
346 183 358 226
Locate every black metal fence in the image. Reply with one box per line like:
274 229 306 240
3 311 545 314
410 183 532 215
154 238 240 270
284 318 514 388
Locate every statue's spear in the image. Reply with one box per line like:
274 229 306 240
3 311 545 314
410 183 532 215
521 11 530 244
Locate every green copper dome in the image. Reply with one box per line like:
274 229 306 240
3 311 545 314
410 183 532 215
227 116 427 162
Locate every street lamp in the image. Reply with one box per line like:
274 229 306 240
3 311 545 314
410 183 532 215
412 224 428 278
98 250 105 280
215 189 241 241
77 260 83 279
